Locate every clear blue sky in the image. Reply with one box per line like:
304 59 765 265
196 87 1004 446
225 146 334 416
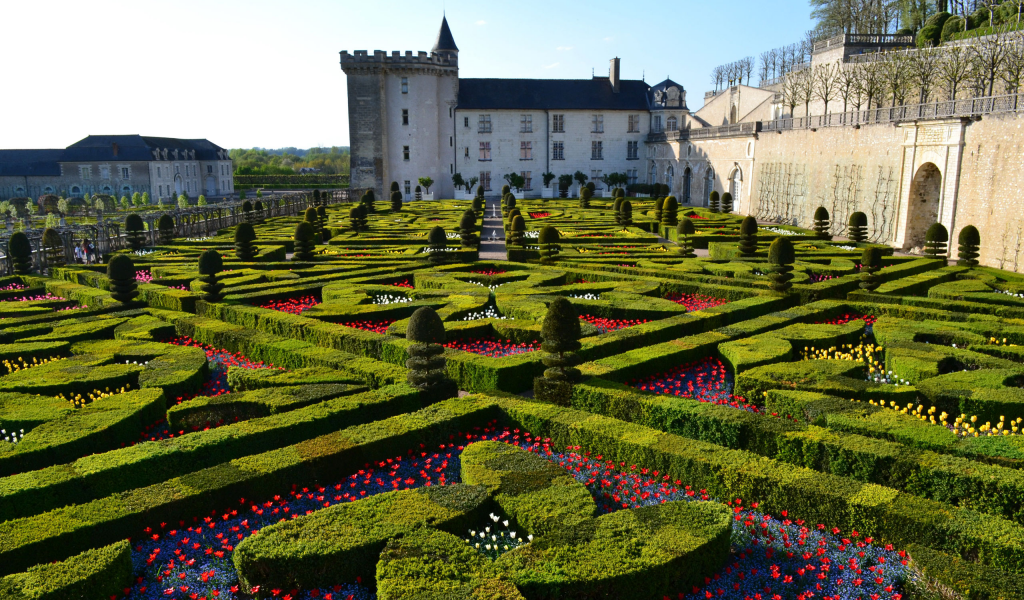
0 0 813 150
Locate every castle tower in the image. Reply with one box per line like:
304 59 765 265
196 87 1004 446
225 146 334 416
340 17 459 201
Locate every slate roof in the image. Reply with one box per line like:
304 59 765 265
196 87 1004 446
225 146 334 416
0 150 63 177
457 78 651 111
432 16 458 52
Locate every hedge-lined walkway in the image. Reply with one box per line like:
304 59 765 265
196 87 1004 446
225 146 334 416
479 196 507 261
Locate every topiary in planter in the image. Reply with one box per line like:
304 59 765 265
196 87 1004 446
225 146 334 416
197 249 225 302
235 222 259 261
768 237 795 293
317 206 330 242
427 226 447 264
661 196 678 228
533 297 582 405
125 214 145 250
709 191 720 213
860 246 883 292
813 206 831 240
391 191 403 212
676 218 696 258
509 215 526 248
459 210 478 247
158 214 175 245
654 197 665 223
538 225 560 264
924 222 949 258
405 307 457 402
8 232 32 275
293 221 316 261
578 186 592 209
957 224 980 267
107 254 139 303
721 192 734 214
739 216 758 256
42 228 65 269
846 211 868 243
619 200 633 228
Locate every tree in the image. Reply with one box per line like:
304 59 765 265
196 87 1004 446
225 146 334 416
676 218 696 258
661 196 678 228
459 210 478 247
197 249 225 302
8 232 32 275
538 226 560 264
924 222 949 258
427 226 447 264
939 44 973 100
125 214 145 250
558 174 574 198
836 65 860 112
908 46 940 103
349 205 367 232
391 191 403 213
542 172 556 189
177 195 189 209
503 172 525 193
739 216 758 256
579 186 592 209
860 246 883 291
360 190 375 214
855 61 884 109
293 221 316 261
107 254 139 303
197 195 207 207
848 211 869 242
57 197 69 216
405 307 457 401
418 177 434 194
709 191 721 213
467 177 479 192
141 191 150 206
42 228 64 269
316 206 330 241
158 214 175 245
235 222 259 261
131 192 142 207
721 192 734 214
509 215 527 248
957 224 980 266
880 51 911 107
768 237 796 293
573 171 588 192
533 297 583 405
451 172 465 191
813 206 832 239
1001 34 1024 95
391 182 400 193
813 61 841 114
612 198 623 225
120 196 130 211
970 31 1006 97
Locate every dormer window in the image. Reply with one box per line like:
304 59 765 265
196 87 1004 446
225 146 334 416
667 116 678 131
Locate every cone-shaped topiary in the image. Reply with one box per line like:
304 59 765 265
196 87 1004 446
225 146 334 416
709 191 720 213
509 215 526 248
533 297 582 405
739 216 758 256
107 254 138 303
957 225 980 267
579 186 592 209
197 249 225 302
42 228 64 269
364 189 376 203
860 246 883 291
676 218 696 258
125 214 145 250
405 307 457 402
158 214 175 245
501 184 511 197
924 223 949 258
391 191 403 212
721 192 734 214
538 226 561 264
813 206 831 240
459 210 478 247
619 200 633 228
427 226 447 264
504 195 516 217
768 237 795 293
8 232 32 275
234 222 259 261
317 206 330 242
847 211 868 243
661 196 678 228
654 197 665 223
475 185 484 198
293 221 316 261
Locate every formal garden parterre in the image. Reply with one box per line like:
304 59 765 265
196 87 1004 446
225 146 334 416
1 189 1024 600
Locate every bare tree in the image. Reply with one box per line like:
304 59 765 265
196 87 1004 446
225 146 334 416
970 30 1006 97
857 60 885 109
836 64 860 112
742 56 755 86
711 65 725 92
1000 33 1024 94
908 46 940 103
794 68 815 117
814 61 841 114
782 72 800 116
880 51 911 107
759 51 772 84
939 44 974 100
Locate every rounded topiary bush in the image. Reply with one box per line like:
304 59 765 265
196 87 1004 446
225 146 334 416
472 195 484 215
391 191 403 213
739 216 758 256
860 246 883 292
197 249 225 302
813 206 831 240
539 225 561 264
42 228 65 269
612 198 623 224
361 191 375 214
709 191 720 213
235 222 259 261
924 222 949 258
293 221 316 261
501 184 511 197
654 197 665 223
158 214 175 245
459 210 478 247
534 297 582 405
390 182 400 193
509 215 526 249
9 232 32 275
107 254 138 303
427 226 447 264
579 186 592 209
721 192 733 214
957 225 980 267
125 213 145 250
676 217 696 258
848 211 868 243
349 205 367 232
619 200 633 228
768 237 795 293
661 196 678 228
316 206 330 242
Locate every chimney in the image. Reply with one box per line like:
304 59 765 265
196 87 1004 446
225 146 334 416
609 57 621 93
112 142 119 157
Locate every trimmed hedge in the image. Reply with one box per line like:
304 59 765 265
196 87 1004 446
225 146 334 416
166 383 366 429
0 540 131 600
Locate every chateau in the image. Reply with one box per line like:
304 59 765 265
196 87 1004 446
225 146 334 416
0 135 234 202
348 17 1024 270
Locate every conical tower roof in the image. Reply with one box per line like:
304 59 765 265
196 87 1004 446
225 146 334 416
432 16 458 52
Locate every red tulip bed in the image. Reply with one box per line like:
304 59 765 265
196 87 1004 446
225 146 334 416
626 357 760 414
115 425 909 600
665 293 729 312
527 212 551 218
255 296 321 315
339 319 397 335
390 279 414 289
470 269 507 276
443 335 540 357
814 313 878 327
579 314 649 334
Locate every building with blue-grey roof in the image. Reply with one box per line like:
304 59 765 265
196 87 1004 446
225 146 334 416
0 135 233 202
